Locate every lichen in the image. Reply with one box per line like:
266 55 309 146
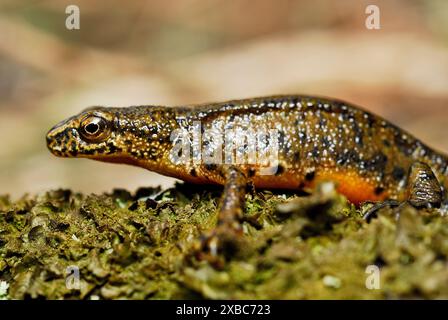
1 183 447 299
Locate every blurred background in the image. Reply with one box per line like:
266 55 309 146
1 0 448 198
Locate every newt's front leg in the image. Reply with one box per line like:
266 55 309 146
195 165 247 264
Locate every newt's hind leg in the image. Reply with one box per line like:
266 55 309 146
195 165 247 264
406 162 443 209
363 200 400 222
364 162 444 221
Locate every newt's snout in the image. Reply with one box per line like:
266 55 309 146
46 119 77 157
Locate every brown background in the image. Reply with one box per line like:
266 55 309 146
1 0 448 198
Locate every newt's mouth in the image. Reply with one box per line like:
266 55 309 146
46 114 83 157
46 125 78 157
46 131 68 157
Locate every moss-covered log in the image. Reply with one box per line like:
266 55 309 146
1 183 448 299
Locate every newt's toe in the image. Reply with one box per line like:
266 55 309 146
193 225 244 267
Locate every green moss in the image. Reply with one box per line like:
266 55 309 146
0 183 448 299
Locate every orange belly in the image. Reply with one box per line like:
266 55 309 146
313 171 388 205
252 169 389 206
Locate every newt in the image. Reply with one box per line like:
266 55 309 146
46 95 448 259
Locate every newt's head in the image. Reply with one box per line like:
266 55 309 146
46 106 176 166
46 107 119 159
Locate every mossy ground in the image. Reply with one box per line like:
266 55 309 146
1 183 448 299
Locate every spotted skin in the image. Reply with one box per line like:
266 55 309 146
47 95 448 203
47 95 448 261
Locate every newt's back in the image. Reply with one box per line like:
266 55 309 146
179 95 448 203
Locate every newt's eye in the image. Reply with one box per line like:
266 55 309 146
79 116 110 142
